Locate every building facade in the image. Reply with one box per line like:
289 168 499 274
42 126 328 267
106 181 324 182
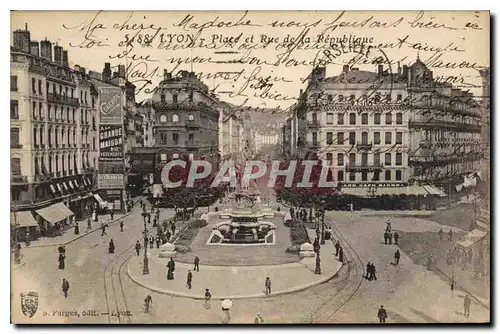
11 25 98 239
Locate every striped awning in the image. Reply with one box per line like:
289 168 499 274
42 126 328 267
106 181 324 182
63 182 69 191
57 183 63 192
35 202 74 224
50 184 56 193
68 181 74 189
11 211 39 227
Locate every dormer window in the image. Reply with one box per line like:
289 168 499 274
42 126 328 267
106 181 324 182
159 115 167 123
172 114 179 123
188 114 194 121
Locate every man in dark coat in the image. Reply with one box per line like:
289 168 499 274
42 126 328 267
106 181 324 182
135 241 141 256
187 270 193 289
62 278 70 298
335 240 340 256
58 252 65 270
167 258 175 280
101 224 107 236
149 236 154 249
110 210 114 220
108 239 115 254
384 232 389 245
156 236 160 248
171 222 176 236
393 232 399 245
377 305 387 323
166 231 172 242
194 256 200 272
394 250 401 265
371 263 377 280
120 221 124 232
388 232 393 245
366 262 372 280
338 246 344 263
448 228 453 241
438 228 444 241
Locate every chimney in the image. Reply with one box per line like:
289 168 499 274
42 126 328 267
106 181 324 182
13 26 31 53
80 67 86 75
103 62 111 81
54 44 63 64
113 71 119 78
378 64 383 76
40 39 52 61
397 61 401 75
62 50 69 67
402 65 408 78
407 68 412 87
30 41 39 57
343 65 349 74
118 64 125 78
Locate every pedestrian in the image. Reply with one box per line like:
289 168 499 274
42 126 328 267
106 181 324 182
135 241 141 256
384 232 388 245
377 305 387 323
448 228 453 242
61 278 70 298
87 217 92 231
58 244 65 255
156 236 160 248
101 224 107 236
385 220 392 233
58 252 65 270
144 294 153 313
426 255 432 270
372 263 377 280
335 240 340 256
393 232 399 245
265 277 272 296
120 221 124 232
147 214 151 224
74 222 79 235
194 256 200 272
110 210 114 220
108 239 115 254
338 246 344 263
149 236 154 249
464 294 471 317
438 228 444 241
171 222 176 236
167 258 175 280
394 250 401 265
254 312 264 324
187 270 193 289
204 288 212 309
366 262 372 280
388 232 393 245
166 230 172 242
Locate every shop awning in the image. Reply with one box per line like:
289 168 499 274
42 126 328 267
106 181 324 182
456 229 488 248
68 181 74 189
93 193 107 206
341 185 428 197
35 202 74 224
74 180 79 188
63 182 69 191
57 183 63 192
10 211 39 228
423 185 447 197
50 184 56 193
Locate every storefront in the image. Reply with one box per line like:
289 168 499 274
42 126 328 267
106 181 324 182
11 211 40 242
456 228 488 278
68 192 95 221
35 202 74 237
99 189 124 213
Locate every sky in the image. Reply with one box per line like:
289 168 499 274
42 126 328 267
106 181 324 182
11 11 490 112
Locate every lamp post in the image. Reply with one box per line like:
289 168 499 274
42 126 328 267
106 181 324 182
13 211 20 265
320 209 326 245
315 250 321 274
142 221 149 275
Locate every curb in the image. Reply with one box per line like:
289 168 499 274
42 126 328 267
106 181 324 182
25 196 146 249
126 259 343 300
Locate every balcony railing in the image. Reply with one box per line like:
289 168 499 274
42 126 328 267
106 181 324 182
47 93 80 106
11 175 28 184
186 141 199 148
307 120 320 128
346 162 383 170
356 142 373 150
186 120 200 128
409 152 481 166
409 119 481 133
11 144 22 149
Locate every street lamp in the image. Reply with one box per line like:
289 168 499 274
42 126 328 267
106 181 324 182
320 208 326 245
13 211 20 265
142 221 149 275
315 250 321 274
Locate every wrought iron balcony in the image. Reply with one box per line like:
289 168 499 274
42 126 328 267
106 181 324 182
186 119 200 128
409 119 481 133
307 120 320 128
47 93 80 106
11 175 28 184
356 142 373 150
346 162 383 171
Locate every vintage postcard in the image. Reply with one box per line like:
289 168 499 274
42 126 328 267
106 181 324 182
10 10 490 324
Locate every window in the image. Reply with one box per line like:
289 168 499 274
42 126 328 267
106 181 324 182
172 114 179 123
189 91 193 102
349 132 355 145
361 132 368 144
374 153 380 166
312 132 317 144
11 128 20 147
326 113 334 124
385 113 392 125
84 91 87 103
385 132 392 144
385 170 391 181
70 88 74 98
11 158 21 175
39 103 43 120
39 126 44 145
38 80 42 96
93 137 96 150
172 94 178 104
59 85 62 95
32 102 36 119
160 115 167 123
349 113 356 125
396 132 403 144
33 128 37 147
10 100 18 119
32 78 36 94
188 133 194 143
349 94 355 102
361 153 368 165
374 132 381 145
397 94 402 101
372 170 380 181
396 113 403 124
385 94 391 102
374 113 381 125
338 95 343 102
396 153 402 166
349 172 356 181
349 153 356 165
396 170 402 181
337 170 344 181
173 153 179 159
311 113 318 123
337 113 344 125
92 97 95 109
326 132 333 145
80 91 83 102
361 171 368 181
337 132 344 144
160 154 167 161
337 153 344 166
10 76 17 91
385 153 392 166
188 114 195 121
172 133 179 144
326 153 333 161
159 133 167 144
361 113 368 125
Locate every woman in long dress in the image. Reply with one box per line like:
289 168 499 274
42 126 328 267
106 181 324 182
167 258 175 280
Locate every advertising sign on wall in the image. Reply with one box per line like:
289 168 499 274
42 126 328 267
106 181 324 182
98 86 122 124
98 124 125 189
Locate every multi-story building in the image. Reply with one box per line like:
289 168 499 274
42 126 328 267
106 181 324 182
151 70 219 167
254 126 280 154
10 25 98 239
285 58 482 205
218 102 244 161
